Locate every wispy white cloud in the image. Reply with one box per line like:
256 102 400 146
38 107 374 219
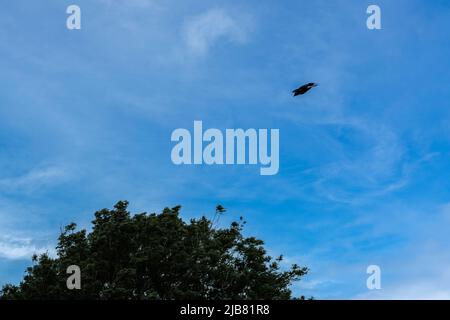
0 166 69 193
356 283 450 300
350 202 450 300
0 235 55 261
183 8 250 56
98 0 159 8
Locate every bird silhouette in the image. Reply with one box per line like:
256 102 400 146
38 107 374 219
292 82 318 96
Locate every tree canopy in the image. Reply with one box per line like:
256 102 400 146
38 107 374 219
1 201 308 300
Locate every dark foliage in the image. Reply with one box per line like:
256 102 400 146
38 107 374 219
1 201 308 300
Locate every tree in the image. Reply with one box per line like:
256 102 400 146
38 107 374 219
1 201 308 300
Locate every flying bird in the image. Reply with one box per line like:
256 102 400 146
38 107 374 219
292 82 318 96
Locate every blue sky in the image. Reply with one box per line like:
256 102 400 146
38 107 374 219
1 0 450 299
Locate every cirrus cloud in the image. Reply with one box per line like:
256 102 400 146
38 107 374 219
183 8 250 56
0 235 55 261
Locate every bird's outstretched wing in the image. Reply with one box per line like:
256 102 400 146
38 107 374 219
293 82 318 96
